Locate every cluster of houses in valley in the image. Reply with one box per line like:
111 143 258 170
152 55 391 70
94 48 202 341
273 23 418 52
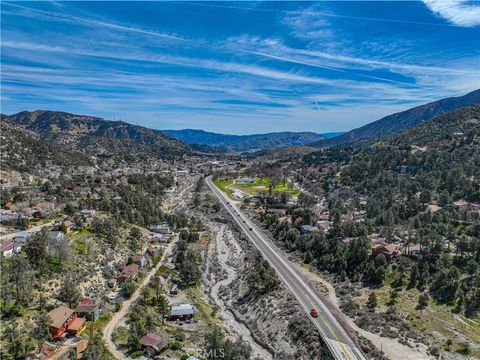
107 221 173 296
0 208 98 258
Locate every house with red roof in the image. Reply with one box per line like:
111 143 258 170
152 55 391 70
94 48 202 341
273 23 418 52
0 241 22 257
117 263 140 282
140 332 169 356
47 306 85 339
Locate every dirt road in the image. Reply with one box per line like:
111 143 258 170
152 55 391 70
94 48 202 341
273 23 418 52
0 221 53 241
103 177 193 359
102 239 176 359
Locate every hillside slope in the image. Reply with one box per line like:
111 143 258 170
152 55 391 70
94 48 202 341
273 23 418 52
311 89 480 148
2 110 192 160
305 105 480 203
0 121 92 172
163 129 326 151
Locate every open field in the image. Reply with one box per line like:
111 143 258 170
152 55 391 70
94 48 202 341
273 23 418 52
214 177 300 198
213 178 234 196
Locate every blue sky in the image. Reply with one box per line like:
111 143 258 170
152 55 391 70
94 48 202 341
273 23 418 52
1 1 479 134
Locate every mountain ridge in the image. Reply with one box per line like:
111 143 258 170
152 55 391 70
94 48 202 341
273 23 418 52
1 110 195 161
310 89 480 148
162 129 329 151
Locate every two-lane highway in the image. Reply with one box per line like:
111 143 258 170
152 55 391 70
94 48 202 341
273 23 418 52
206 176 367 360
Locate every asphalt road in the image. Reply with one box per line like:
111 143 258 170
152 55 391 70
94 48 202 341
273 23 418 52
206 176 367 360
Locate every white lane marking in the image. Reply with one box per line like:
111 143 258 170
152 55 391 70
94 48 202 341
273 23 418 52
206 178 367 360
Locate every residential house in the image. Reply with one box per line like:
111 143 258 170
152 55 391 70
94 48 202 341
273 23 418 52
140 332 169 356
33 202 56 219
48 231 66 241
112 196 123 204
117 263 140 282
318 211 330 221
267 208 287 216
426 204 442 213
40 342 58 359
300 225 319 235
79 209 96 217
75 299 101 321
47 231 66 246
1 241 22 257
76 339 88 359
47 306 76 339
152 233 166 243
453 199 480 212
63 220 75 233
13 231 32 244
372 243 400 258
170 304 195 320
0 209 21 225
150 225 171 235
66 316 86 336
146 245 160 258
317 221 331 232
133 254 147 268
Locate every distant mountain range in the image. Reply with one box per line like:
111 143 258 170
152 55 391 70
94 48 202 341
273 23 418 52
0 110 197 162
162 129 340 152
3 89 479 165
311 89 480 148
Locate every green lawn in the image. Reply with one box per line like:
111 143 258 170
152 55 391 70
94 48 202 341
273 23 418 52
234 177 299 196
213 178 234 197
213 176 300 197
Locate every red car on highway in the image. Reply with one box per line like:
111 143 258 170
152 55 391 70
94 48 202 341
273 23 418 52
310 309 319 318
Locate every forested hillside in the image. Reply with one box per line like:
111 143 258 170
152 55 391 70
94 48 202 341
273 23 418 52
0 122 92 172
164 129 326 151
260 105 480 354
311 89 480 148
1 110 192 161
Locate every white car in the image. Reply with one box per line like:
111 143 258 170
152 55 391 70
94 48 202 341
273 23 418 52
108 292 118 300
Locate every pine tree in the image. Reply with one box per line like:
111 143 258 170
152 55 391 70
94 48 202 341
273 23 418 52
407 264 419 289
304 250 313 264
58 278 81 307
367 292 377 311
417 292 429 309
157 294 169 325
388 289 399 306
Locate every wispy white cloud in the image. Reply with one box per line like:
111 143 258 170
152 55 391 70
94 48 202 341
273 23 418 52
422 0 480 27
1 40 380 89
2 2 187 41
2 1 478 134
188 2 460 27
282 6 334 40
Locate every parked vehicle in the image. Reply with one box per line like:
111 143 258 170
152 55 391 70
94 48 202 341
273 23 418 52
310 309 319 318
